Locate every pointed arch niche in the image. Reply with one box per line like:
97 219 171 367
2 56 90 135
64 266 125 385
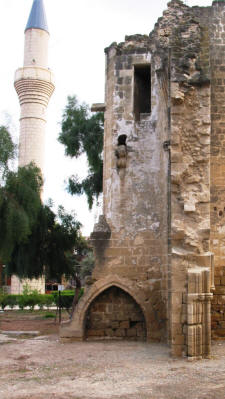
85 286 146 341
60 276 151 342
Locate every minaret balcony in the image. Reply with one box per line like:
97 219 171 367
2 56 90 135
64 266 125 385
14 66 55 85
14 66 55 107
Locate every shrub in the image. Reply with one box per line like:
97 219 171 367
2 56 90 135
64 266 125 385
0 294 20 310
43 312 55 318
27 294 53 309
0 293 8 310
17 293 53 310
43 294 54 309
18 294 28 310
0 288 83 310
26 294 39 311
6 295 18 309
52 289 84 310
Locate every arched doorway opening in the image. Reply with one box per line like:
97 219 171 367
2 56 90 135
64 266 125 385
85 286 147 341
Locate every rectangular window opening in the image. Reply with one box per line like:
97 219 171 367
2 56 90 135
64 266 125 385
133 64 151 122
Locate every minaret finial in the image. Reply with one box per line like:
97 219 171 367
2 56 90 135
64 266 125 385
25 0 49 33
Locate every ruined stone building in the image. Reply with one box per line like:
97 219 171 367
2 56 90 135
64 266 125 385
11 0 55 294
61 0 225 359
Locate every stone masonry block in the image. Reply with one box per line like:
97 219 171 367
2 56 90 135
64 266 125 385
127 328 137 337
115 328 126 337
88 329 105 337
120 321 130 329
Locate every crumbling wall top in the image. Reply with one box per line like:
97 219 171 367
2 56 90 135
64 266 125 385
147 0 211 85
105 34 151 55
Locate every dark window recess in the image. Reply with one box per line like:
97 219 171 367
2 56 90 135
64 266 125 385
133 64 151 121
118 134 127 146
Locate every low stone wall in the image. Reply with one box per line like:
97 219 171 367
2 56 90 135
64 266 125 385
85 287 146 341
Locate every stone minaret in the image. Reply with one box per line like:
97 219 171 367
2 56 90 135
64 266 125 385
11 0 54 295
14 0 55 172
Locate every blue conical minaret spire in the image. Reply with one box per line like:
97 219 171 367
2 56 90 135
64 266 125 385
25 0 49 33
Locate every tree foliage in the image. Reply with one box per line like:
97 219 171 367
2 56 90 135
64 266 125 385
0 162 43 263
0 126 86 281
7 205 85 281
0 125 16 181
58 96 104 208
79 251 95 280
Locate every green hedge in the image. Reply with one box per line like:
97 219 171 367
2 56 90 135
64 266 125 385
0 294 18 310
0 293 54 310
0 290 83 311
52 289 84 310
17 294 54 310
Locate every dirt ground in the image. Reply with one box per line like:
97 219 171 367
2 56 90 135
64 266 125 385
1 311 225 399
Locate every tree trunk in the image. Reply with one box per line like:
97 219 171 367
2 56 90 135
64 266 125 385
70 273 81 318
0 261 3 288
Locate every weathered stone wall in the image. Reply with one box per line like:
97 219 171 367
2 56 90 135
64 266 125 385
147 0 213 357
61 0 225 358
169 3 211 358
169 79 211 356
90 33 169 342
210 0 225 339
61 33 169 343
85 286 146 340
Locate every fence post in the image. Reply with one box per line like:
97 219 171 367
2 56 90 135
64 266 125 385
59 290 61 324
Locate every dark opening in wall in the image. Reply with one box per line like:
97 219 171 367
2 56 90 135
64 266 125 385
133 64 151 121
118 134 127 146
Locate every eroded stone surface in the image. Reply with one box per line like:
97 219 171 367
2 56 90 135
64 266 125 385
61 0 225 359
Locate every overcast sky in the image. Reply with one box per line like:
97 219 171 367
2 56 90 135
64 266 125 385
0 0 212 235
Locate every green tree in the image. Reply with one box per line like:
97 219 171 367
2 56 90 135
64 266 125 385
0 126 86 282
7 205 85 281
58 96 104 209
79 251 95 280
0 125 16 181
0 126 43 263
